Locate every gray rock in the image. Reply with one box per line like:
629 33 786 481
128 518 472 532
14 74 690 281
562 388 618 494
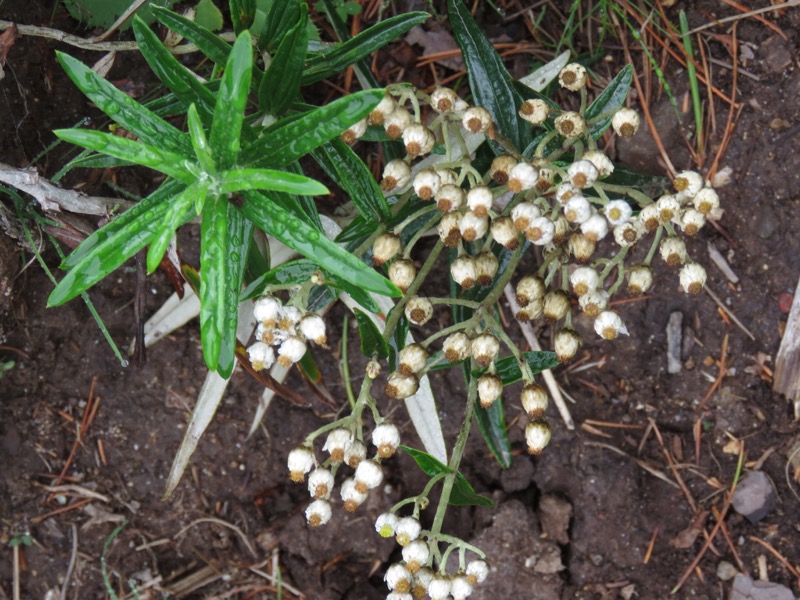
717 560 738 581
730 573 797 600
731 471 777 523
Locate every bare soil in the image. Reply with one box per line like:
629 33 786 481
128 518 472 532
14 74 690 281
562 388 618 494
1 1 800 599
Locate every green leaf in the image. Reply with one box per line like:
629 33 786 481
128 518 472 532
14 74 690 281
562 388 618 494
218 168 329 196
400 446 494 507
241 257 318 299
195 0 224 31
64 0 175 29
472 351 559 385
352 308 389 359
56 52 191 156
328 276 380 314
187 104 216 178
241 89 383 166
261 0 301 52
301 12 429 84
209 30 253 170
151 5 232 66
297 348 321 383
239 191 400 297
312 139 390 223
260 3 308 115
447 0 529 152
586 64 633 140
146 181 207 273
474 397 512 469
53 129 195 184
230 0 256 33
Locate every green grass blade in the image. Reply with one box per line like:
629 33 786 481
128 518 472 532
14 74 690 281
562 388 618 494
679 10 703 154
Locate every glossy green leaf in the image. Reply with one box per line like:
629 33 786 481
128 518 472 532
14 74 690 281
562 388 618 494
56 51 191 156
586 64 633 140
240 89 383 167
241 258 318 299
261 0 301 52
187 104 215 178
209 30 253 170
297 349 321 383
218 168 328 196
146 181 206 273
260 3 308 115
353 308 389 359
239 190 400 297
474 396 512 469
230 0 256 33
329 276 380 314
472 351 559 385
447 0 529 152
312 139 390 223
151 5 232 66
53 129 195 184
302 12 429 84
132 17 217 125
401 446 494 507
66 153 134 170
195 0 224 31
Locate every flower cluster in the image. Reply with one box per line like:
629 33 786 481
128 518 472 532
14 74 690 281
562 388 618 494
246 296 326 371
288 422 401 526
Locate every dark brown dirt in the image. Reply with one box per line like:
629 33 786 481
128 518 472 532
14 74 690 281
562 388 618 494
2 1 800 599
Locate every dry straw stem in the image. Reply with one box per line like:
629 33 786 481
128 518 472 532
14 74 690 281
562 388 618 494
686 0 799 35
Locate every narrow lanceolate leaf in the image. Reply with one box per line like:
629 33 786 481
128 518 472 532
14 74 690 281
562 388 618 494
199 194 230 375
187 104 216 177
261 0 301 52
218 168 328 196
586 64 634 139
312 139 390 223
218 205 251 376
239 191 401 297
260 3 308 115
49 180 187 307
474 398 512 469
150 5 232 67
209 30 253 170
240 89 383 167
53 129 195 184
472 351 560 385
353 308 389 360
447 0 530 152
132 16 217 125
146 181 207 274
56 52 191 156
302 12 429 85
400 446 494 507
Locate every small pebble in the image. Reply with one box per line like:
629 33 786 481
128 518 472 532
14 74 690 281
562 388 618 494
730 573 796 600
716 560 738 581
731 471 776 523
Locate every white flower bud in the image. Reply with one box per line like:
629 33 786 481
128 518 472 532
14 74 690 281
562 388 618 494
466 185 493 217
305 499 332 527
373 233 402 267
413 168 441 201
511 201 541 232
525 216 555 245
431 87 459 113
490 216 520 249
582 150 614 178
680 208 706 236
533 166 556 193
395 516 422 546
308 468 334 499
490 155 518 184
341 118 367 143
568 232 596 263
516 275 545 307
478 373 503 408
435 183 465 213
674 170 704 197
386 563 413 593
366 359 381 379
613 220 643 247
428 575 452 600
605 200 632 226
554 111 586 138
552 215 571 245
278 306 302 331
403 124 436 157
570 266 599 297
472 333 500 367
298 314 326 345
354 459 384 493
526 419 552 455
612 107 640 137
554 328 581 363
521 383 548 417
443 332 472 363
381 159 412 193
402 540 430 573
559 62 587 91
594 310 629 340
253 296 282 326
344 439 367 468
437 168 458 185
389 259 417 292
288 447 316 482
508 163 538 193
462 106 492 133
656 194 681 223
693 187 719 215
679 262 707 294
387 593 412 600
640 203 661 232
278 336 307 367
385 371 419 400
413 567 435 598
368 93 396 125
450 575 473 600
579 288 609 318
405 296 434 325
543 290 571 322
399 343 429 375
459 211 488 242
323 428 351 464
384 106 411 139
341 477 367 512
376 512 399 537
519 98 550 125
247 341 275 371
466 559 489 585
515 297 543 322
475 251 499 286
568 160 599 189
659 236 687 266
451 255 477 289
627 265 653 296
438 211 462 248
580 213 609 242
373 422 401 458
555 182 580 205
564 196 592 225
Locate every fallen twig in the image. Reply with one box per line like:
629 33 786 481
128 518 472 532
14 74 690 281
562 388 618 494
703 285 755 341
686 0 800 35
